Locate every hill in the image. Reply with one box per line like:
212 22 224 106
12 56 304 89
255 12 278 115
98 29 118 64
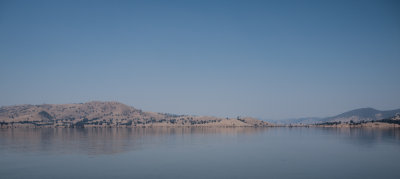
0 101 271 128
282 108 400 124
323 108 400 123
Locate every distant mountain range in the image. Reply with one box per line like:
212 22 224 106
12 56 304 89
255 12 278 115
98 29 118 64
0 101 271 128
280 108 400 124
1 101 399 127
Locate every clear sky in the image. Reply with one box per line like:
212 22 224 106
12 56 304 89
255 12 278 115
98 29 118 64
0 0 399 120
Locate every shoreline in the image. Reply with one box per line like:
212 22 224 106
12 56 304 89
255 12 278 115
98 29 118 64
2 123 400 129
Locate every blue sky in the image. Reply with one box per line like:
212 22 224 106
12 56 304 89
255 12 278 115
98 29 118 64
0 0 399 120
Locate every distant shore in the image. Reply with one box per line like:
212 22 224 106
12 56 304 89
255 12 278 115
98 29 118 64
1 101 399 129
2 122 400 128
281 121 400 128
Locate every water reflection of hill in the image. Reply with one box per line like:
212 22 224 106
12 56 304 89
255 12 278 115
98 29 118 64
1 127 399 156
316 127 400 146
0 127 266 155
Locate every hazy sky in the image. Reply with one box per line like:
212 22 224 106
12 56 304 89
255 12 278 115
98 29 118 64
0 0 399 120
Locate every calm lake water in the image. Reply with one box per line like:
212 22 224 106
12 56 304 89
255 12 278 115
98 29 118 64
0 127 399 179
